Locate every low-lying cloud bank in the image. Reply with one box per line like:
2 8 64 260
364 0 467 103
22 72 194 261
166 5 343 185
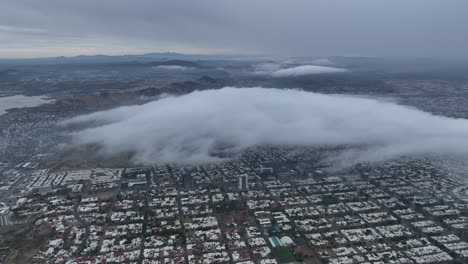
253 63 348 77
271 65 348 77
63 87 468 165
154 65 190 70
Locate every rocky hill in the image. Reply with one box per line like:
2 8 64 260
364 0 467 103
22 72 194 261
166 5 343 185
45 75 220 111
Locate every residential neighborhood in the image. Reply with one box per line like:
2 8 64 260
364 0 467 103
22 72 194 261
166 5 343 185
1 148 468 264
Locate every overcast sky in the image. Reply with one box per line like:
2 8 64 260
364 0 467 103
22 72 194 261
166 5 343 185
1 0 467 58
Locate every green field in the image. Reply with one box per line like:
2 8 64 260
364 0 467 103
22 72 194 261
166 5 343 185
274 247 297 263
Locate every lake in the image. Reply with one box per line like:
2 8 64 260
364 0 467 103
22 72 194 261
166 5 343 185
0 95 53 116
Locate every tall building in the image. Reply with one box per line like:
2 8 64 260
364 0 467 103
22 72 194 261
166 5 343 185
238 174 249 190
182 173 193 189
0 207 12 226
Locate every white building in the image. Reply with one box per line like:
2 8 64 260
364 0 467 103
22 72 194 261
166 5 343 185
238 174 249 190
16 197 27 206
0 206 12 226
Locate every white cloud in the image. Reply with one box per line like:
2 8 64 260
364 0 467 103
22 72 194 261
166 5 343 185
252 63 348 77
271 65 348 77
154 65 190 70
63 87 468 165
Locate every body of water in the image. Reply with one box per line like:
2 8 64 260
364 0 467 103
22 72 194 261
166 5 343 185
0 95 53 116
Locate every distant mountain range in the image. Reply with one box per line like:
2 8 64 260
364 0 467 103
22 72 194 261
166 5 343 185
0 52 239 66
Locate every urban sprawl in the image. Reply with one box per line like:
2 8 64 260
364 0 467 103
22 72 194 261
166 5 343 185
1 147 468 264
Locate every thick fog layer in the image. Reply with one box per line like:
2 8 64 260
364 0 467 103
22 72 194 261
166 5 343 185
63 87 468 164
